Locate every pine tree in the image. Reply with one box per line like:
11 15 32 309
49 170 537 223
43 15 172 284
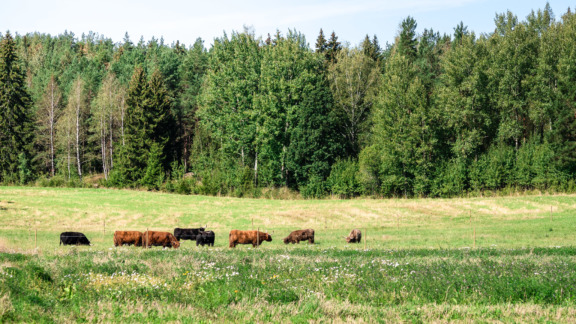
0 32 35 183
453 21 469 45
397 16 418 61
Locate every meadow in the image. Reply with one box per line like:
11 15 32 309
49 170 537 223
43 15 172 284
1 187 576 322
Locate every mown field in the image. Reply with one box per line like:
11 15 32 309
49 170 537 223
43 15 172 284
1 187 576 322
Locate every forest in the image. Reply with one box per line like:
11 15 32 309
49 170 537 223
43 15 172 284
1 4 575 198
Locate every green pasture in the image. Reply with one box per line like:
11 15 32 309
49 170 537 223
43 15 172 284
1 187 576 322
0 186 575 250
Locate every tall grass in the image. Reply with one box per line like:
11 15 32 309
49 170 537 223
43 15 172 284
1 248 576 322
1 187 576 321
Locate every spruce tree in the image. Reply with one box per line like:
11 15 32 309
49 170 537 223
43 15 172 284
315 29 327 53
325 31 342 63
147 69 174 168
114 65 150 183
0 32 35 183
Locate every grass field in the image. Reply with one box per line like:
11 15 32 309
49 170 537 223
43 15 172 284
1 186 576 322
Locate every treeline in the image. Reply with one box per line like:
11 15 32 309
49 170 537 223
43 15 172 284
2 5 576 198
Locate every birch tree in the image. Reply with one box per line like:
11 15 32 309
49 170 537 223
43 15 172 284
37 74 62 177
64 77 87 180
328 47 380 156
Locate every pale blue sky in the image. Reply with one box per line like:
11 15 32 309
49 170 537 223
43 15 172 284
1 0 574 48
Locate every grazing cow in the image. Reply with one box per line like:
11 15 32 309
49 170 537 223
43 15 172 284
229 230 272 248
174 227 205 241
196 231 215 247
142 231 180 249
345 229 362 243
113 231 143 247
60 232 91 246
283 229 315 244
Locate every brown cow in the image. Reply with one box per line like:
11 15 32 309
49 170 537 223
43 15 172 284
283 229 315 244
113 231 143 247
345 229 362 243
142 231 180 249
229 230 272 248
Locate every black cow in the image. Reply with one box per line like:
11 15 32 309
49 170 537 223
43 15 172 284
174 227 205 241
196 231 215 246
60 232 91 246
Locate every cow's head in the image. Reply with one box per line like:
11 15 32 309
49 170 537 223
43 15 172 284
171 240 181 249
283 237 290 244
266 234 272 242
345 236 351 243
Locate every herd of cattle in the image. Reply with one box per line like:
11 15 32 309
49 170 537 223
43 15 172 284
59 228 363 248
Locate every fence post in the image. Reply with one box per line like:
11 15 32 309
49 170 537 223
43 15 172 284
257 227 260 247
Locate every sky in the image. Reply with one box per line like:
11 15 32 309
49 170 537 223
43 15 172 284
1 0 574 48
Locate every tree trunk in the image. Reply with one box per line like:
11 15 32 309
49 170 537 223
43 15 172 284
109 113 114 170
101 115 108 180
254 152 258 186
67 132 71 180
75 100 82 180
121 94 126 146
49 86 55 177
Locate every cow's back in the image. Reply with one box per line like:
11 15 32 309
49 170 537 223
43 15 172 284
114 231 143 246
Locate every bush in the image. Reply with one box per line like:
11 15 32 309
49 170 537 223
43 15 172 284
175 178 193 195
358 145 381 196
430 158 467 198
141 143 165 191
300 174 327 198
36 175 65 187
326 159 361 198
18 153 34 185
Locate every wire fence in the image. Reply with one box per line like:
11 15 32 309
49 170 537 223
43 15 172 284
0 206 562 251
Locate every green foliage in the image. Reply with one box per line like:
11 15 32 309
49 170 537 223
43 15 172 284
0 32 35 183
3 5 576 197
141 142 165 190
17 153 33 185
370 51 434 197
397 16 418 60
326 159 361 198
357 145 381 195
431 158 467 197
300 174 326 198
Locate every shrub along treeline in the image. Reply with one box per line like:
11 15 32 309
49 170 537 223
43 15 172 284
1 5 576 198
